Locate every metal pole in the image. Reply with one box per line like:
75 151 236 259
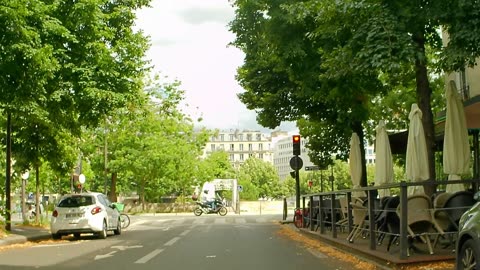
399 181 408 259
5 112 12 231
320 170 324 193
295 167 300 209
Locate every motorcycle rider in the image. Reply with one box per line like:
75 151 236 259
201 190 222 211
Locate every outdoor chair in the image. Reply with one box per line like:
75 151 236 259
347 199 368 243
335 196 349 228
375 196 394 246
304 200 319 228
441 191 475 231
379 196 401 251
432 192 453 247
396 194 444 255
433 191 475 247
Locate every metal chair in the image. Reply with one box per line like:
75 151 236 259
396 194 444 255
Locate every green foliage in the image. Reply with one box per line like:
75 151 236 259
236 157 296 200
80 75 210 203
230 0 480 189
1 0 152 206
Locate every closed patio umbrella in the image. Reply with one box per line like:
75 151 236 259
443 80 470 193
406 104 430 195
349 133 365 197
374 120 393 197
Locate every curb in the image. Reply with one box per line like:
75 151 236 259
0 235 28 247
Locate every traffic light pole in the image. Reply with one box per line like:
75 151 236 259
295 167 300 208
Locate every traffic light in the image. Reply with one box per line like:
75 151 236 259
292 135 301 155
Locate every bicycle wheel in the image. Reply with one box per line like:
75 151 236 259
293 208 303 228
120 213 130 229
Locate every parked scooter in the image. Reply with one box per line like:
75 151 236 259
193 199 227 216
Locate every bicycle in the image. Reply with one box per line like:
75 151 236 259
293 208 304 228
113 202 130 229
120 213 130 229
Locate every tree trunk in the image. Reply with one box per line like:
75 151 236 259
35 164 40 223
110 172 117 202
413 29 436 196
141 178 145 211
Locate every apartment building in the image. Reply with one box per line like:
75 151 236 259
271 131 315 181
203 129 273 169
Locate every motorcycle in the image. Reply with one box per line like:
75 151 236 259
193 200 227 216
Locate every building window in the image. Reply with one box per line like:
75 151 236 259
239 144 244 151
240 154 244 161
220 134 224 141
368 149 373 155
247 134 252 141
229 134 234 141
210 144 215 151
259 143 263 151
219 144 224 150
238 134 243 141
230 144 234 151
256 134 261 141
259 153 263 159
248 144 253 151
230 154 234 161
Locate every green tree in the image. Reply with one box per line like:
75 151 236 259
81 76 210 206
237 157 281 199
229 0 389 188
230 0 479 194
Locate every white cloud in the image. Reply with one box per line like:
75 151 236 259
134 0 296 132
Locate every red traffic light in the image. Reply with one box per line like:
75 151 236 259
292 135 301 155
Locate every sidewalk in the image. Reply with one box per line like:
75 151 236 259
0 224 51 247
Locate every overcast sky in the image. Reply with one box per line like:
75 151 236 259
134 0 296 133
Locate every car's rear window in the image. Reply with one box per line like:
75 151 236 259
58 196 94 207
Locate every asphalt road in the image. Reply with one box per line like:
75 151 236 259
0 214 354 270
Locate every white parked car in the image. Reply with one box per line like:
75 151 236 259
50 192 122 239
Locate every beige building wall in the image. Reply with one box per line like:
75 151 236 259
203 129 273 169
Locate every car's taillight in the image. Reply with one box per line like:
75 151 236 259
52 210 58 218
91 206 102 215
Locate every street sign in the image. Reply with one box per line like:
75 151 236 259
305 166 319 171
289 156 303 170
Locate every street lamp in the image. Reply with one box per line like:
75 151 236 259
21 171 30 222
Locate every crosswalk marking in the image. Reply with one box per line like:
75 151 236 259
236 218 246 223
193 218 207 225
214 218 226 224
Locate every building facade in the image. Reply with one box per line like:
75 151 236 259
203 129 273 169
271 132 315 181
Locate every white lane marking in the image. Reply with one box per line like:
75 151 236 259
95 251 117 260
164 237 180 246
180 229 191 236
214 218 226 224
111 245 143 251
236 218 246 223
206 255 216 258
135 249 164 264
